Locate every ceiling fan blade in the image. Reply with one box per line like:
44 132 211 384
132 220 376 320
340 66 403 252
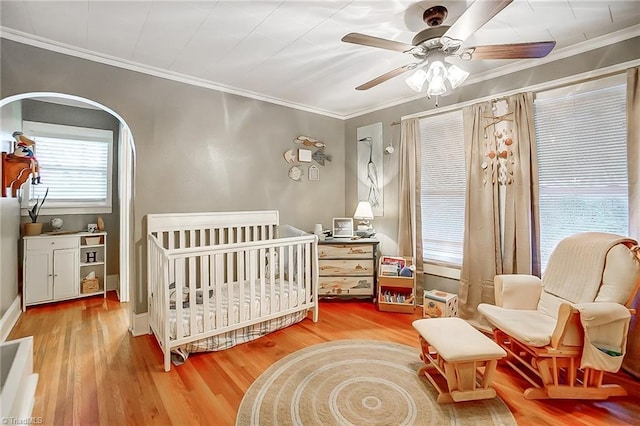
342 33 415 53
468 41 556 59
442 0 513 43
356 64 416 90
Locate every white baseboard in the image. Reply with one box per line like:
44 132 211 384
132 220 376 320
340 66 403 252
129 312 149 337
1 296 22 342
106 274 119 291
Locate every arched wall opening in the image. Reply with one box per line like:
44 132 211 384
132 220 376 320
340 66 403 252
1 92 136 320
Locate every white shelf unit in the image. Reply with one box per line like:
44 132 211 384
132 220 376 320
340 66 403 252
23 231 107 311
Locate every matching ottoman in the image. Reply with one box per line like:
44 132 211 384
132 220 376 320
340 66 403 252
412 317 506 403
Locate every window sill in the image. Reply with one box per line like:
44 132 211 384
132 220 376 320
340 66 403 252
423 262 461 280
21 206 112 216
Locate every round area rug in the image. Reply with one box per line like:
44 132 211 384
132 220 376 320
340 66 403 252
236 340 516 426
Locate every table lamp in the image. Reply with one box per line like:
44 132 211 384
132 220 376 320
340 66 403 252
353 201 375 237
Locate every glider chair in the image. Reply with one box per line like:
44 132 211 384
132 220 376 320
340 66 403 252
478 232 640 400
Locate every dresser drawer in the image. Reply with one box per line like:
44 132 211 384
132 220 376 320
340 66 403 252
318 276 373 296
319 259 374 276
318 243 374 259
25 236 78 251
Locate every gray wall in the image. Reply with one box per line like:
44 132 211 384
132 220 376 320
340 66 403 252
1 39 346 313
344 37 640 294
19 99 121 275
0 101 22 317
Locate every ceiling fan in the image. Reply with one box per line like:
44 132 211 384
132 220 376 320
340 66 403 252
342 0 556 96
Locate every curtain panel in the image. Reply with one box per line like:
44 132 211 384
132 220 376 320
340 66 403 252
459 93 540 321
459 101 502 321
622 66 640 379
398 118 424 296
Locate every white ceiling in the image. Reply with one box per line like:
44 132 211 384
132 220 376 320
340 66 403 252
1 1 638 119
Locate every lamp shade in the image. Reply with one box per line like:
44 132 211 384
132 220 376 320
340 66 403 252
405 68 428 92
353 201 374 220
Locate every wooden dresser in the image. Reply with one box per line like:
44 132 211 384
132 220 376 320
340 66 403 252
317 238 379 299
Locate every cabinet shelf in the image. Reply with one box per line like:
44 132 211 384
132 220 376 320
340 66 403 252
80 261 105 267
23 232 107 310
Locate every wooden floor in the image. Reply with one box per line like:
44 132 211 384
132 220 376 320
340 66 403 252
9 292 640 425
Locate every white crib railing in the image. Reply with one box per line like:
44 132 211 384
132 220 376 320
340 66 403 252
148 230 318 371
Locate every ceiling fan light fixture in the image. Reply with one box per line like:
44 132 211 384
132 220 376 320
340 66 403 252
405 68 428 92
446 65 469 89
425 60 446 83
426 75 447 96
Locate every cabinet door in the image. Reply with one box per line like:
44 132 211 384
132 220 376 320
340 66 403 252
25 250 52 304
53 248 79 299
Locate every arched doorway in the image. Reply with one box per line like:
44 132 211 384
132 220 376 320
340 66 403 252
0 92 135 313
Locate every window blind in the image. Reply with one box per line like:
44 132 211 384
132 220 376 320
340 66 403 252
22 121 113 214
420 110 466 265
31 136 109 201
534 81 628 270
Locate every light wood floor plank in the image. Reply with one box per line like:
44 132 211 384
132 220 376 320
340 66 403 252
8 293 640 425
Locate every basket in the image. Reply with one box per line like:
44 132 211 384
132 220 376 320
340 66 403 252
81 278 100 293
85 236 101 245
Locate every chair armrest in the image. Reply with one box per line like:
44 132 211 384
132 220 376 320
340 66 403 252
494 274 542 309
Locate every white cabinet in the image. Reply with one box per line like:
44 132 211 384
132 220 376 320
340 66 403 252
23 232 106 311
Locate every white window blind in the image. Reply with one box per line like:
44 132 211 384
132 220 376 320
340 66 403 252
534 77 628 270
420 110 466 265
22 121 113 214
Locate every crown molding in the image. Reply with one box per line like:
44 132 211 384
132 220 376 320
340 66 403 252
2 23 638 121
0 27 344 120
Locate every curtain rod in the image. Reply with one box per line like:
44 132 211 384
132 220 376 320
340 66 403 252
398 59 640 122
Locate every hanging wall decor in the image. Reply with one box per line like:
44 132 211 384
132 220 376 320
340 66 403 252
483 101 515 187
309 165 320 181
283 135 330 182
357 122 384 216
288 166 302 181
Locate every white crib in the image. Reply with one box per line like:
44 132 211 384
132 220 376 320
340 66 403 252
147 210 318 371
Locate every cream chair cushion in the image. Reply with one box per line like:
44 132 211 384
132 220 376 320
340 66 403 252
477 304 557 347
596 244 640 303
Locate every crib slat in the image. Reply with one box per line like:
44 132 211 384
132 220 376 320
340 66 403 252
287 244 294 308
279 245 285 309
298 242 304 305
249 249 257 320
202 254 211 332
259 248 266 317
227 252 233 327
269 248 276 314
189 253 197 336
175 258 185 340
178 229 185 249
215 253 223 330
238 249 246 323
305 242 311 304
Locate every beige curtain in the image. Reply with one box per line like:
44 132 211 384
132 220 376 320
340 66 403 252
398 118 424 296
503 92 541 276
627 67 640 241
622 66 640 379
460 94 541 320
459 102 502 321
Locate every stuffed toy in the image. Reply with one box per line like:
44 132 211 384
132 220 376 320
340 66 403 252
12 131 40 184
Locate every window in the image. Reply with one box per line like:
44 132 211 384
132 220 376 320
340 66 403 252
420 110 466 265
21 121 113 215
534 75 628 270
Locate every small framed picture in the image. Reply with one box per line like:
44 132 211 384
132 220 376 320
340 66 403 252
332 218 354 238
87 223 98 233
298 148 312 162
309 165 319 181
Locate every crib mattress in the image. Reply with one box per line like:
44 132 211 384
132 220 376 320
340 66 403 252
168 280 307 339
